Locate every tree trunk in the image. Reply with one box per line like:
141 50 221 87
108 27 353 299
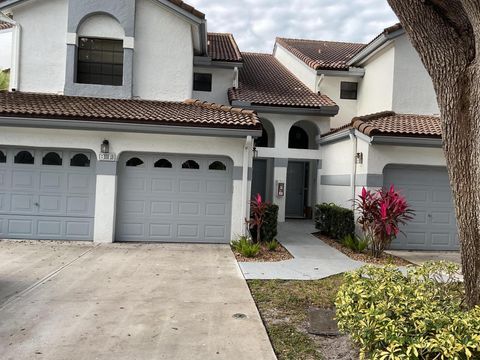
387 0 480 307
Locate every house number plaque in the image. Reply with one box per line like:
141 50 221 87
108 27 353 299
99 153 117 162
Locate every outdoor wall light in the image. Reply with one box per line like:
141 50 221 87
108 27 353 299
101 140 110 154
253 146 258 159
355 152 363 164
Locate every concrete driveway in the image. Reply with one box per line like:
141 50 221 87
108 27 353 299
0 240 275 360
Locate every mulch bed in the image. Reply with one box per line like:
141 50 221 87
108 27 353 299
313 232 412 266
233 242 294 262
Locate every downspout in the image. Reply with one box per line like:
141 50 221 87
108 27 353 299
9 21 20 91
349 130 357 209
241 136 253 234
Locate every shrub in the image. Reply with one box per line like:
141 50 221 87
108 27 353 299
355 186 414 257
0 70 9 91
342 234 368 253
266 239 279 251
246 194 268 243
231 236 260 258
336 262 480 360
248 198 278 243
314 203 355 240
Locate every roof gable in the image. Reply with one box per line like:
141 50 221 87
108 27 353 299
207 33 242 62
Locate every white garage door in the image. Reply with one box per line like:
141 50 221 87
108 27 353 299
0 148 96 240
116 153 233 243
384 165 459 250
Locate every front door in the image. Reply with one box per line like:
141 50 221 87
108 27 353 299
286 161 306 218
251 159 267 201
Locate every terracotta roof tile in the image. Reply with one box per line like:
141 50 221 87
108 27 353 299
0 20 13 30
207 33 242 62
0 92 260 130
353 111 441 137
276 37 366 71
228 52 337 109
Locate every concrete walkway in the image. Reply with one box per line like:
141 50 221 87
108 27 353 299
239 220 365 280
387 250 461 265
0 240 275 360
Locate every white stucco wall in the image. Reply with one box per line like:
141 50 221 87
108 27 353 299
357 44 395 116
12 0 68 93
366 143 446 174
318 137 354 208
319 75 359 128
192 66 235 105
273 44 317 91
392 34 439 114
133 0 193 101
0 126 248 242
0 29 12 70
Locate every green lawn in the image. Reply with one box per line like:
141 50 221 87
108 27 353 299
248 275 346 360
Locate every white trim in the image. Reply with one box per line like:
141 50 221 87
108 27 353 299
123 36 134 49
66 32 77 45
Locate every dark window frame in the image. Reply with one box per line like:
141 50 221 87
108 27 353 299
0 150 6 163
70 153 91 167
154 159 173 168
42 152 63 166
193 73 212 92
77 37 124 86
14 150 35 165
126 157 145 167
340 81 358 100
182 160 200 170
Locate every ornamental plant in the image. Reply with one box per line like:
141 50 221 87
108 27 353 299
355 186 414 257
336 263 480 360
246 193 268 243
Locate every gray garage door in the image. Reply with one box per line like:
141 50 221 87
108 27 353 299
116 153 232 243
384 165 458 250
0 148 96 240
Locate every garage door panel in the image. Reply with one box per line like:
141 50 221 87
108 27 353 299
12 170 35 189
151 178 174 192
0 148 96 241
116 153 232 243
150 201 172 216
385 165 458 250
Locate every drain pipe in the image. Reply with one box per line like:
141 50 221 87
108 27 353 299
349 130 357 209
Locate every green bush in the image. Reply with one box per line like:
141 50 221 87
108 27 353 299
342 234 368 253
266 239 279 251
231 236 260 258
250 203 279 242
336 262 480 360
314 203 355 240
0 70 9 91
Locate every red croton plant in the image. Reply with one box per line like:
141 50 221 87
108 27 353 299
246 193 268 243
355 186 414 258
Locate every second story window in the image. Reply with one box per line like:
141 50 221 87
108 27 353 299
340 81 358 100
193 73 212 92
77 38 124 86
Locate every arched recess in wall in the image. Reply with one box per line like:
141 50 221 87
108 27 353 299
77 13 125 39
288 120 320 149
254 118 275 148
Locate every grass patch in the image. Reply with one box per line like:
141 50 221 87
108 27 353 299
248 275 346 359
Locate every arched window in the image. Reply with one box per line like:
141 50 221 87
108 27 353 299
0 151 6 163
209 161 226 171
154 159 172 168
288 126 309 149
126 157 144 167
182 160 199 169
14 151 34 164
254 128 269 147
70 153 91 167
42 152 62 166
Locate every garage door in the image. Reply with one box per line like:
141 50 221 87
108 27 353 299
384 165 458 250
116 153 233 243
0 148 96 240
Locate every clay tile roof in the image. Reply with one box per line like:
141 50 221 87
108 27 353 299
228 52 337 109
276 37 366 71
166 0 205 19
0 91 260 130
207 33 242 62
0 20 13 30
352 111 441 137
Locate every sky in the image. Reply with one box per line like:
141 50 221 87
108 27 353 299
188 0 399 53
